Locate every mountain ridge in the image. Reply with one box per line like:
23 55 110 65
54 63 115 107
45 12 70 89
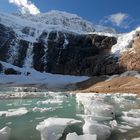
0 10 140 78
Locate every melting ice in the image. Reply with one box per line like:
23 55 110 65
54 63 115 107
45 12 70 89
0 87 140 140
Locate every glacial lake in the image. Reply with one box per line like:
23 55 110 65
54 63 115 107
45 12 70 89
0 86 140 140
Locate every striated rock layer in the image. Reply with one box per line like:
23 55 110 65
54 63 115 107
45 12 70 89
2 11 140 77
119 35 140 72
0 22 117 76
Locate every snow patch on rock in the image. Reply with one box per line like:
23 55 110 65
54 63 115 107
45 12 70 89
111 27 140 56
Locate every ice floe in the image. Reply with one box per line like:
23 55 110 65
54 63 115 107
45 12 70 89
83 118 111 140
109 120 133 133
0 127 11 140
36 117 81 140
76 93 115 119
0 107 28 117
66 132 97 140
32 107 55 113
132 138 140 140
37 99 63 105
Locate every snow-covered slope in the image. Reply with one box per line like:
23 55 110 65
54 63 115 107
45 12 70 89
111 27 140 56
0 10 116 36
0 61 89 88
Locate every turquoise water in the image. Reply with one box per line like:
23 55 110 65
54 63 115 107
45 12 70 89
0 87 140 140
0 92 79 140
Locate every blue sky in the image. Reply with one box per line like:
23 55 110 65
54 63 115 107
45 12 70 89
1 0 140 32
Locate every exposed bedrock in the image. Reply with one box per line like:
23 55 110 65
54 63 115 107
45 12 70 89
119 36 140 73
33 31 118 76
0 23 120 76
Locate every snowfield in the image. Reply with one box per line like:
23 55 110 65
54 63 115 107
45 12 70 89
111 27 140 56
0 61 89 88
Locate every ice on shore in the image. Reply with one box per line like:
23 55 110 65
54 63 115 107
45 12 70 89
66 132 97 140
0 127 11 140
0 107 28 117
36 117 82 140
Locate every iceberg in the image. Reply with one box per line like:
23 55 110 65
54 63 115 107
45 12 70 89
76 93 115 119
36 117 81 140
0 127 11 140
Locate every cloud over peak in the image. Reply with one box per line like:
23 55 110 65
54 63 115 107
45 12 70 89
108 13 129 27
101 12 133 29
9 0 40 15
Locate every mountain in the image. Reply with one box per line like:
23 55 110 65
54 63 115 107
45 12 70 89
0 10 118 75
0 10 116 36
0 10 140 78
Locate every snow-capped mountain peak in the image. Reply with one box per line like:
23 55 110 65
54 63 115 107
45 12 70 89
0 10 116 35
12 10 96 33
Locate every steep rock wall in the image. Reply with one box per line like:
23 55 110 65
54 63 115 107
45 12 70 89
0 24 118 76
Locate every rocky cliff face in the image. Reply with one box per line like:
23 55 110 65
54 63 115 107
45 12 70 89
119 35 140 72
0 11 125 76
0 24 117 75
33 31 117 76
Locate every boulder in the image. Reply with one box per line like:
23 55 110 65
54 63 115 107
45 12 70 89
4 68 21 75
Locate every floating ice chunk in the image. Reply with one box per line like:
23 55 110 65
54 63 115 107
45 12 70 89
6 122 12 125
76 114 113 122
0 107 28 117
32 107 55 113
117 124 133 132
121 109 140 127
37 99 63 105
0 127 11 140
83 119 111 140
109 120 117 129
121 116 140 126
36 117 81 140
109 120 133 132
76 93 115 119
132 138 140 140
35 117 46 120
66 132 97 140
123 109 140 118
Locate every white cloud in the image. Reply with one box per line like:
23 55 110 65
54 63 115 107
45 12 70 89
8 0 40 15
108 13 129 26
100 12 133 29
